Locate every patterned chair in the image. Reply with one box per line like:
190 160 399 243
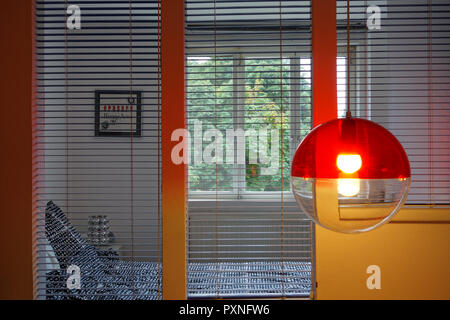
45 201 161 300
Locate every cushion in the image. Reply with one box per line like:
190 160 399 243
45 201 104 271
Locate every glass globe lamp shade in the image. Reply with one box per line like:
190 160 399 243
291 117 411 233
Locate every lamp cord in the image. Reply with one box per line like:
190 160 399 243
346 0 352 118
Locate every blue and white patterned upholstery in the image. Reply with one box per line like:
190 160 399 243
45 201 160 300
45 201 310 300
45 201 102 270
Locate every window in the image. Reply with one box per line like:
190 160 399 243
187 55 304 196
187 55 352 198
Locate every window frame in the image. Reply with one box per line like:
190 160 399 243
186 46 363 200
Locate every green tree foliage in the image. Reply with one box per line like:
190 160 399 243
187 57 311 193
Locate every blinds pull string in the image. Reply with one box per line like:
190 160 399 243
428 0 433 204
129 0 136 293
157 0 162 299
213 0 220 298
64 0 69 273
279 0 286 297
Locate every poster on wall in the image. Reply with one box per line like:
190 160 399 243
95 90 142 137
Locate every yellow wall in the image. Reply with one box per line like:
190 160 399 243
315 208 450 299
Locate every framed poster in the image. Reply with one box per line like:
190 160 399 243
95 90 142 137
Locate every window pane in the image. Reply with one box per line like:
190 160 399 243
244 58 291 191
299 58 313 143
187 57 234 191
337 57 347 118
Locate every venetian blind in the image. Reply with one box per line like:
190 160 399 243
338 0 449 205
185 0 314 298
34 0 162 300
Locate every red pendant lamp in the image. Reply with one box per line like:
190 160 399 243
291 117 411 233
291 0 411 233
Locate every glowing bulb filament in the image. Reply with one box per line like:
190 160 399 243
338 179 360 197
337 154 362 174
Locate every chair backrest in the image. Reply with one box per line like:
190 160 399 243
45 201 99 269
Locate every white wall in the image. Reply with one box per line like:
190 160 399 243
38 0 161 261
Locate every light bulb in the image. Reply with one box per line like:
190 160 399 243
338 178 360 197
336 154 362 174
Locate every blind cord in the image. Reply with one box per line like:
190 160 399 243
213 0 220 298
129 0 136 294
279 0 286 298
157 0 162 300
428 0 433 204
64 0 69 274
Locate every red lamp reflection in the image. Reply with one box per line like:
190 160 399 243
291 117 411 233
